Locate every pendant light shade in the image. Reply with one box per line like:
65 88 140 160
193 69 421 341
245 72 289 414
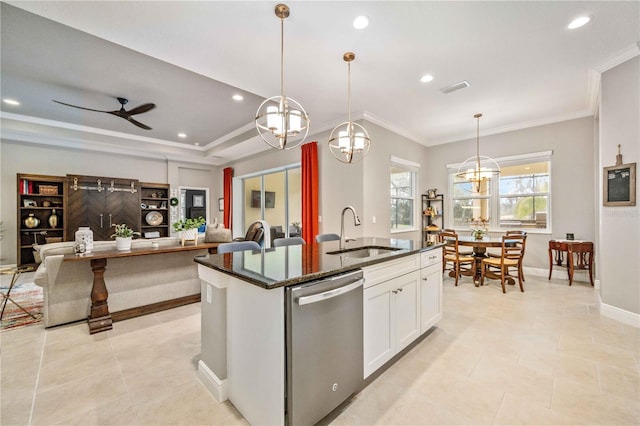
255 4 310 150
456 113 500 193
328 52 371 163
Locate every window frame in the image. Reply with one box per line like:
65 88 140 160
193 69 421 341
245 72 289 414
447 151 552 234
390 156 420 234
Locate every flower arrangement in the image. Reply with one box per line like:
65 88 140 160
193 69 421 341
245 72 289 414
468 217 489 239
172 216 206 232
110 223 140 239
291 221 301 232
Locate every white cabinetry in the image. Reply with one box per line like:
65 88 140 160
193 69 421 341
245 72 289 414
363 250 443 378
363 255 421 378
420 250 443 333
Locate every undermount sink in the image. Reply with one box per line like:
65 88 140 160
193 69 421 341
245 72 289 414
327 246 402 259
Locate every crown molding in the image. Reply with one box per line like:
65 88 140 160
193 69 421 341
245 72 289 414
432 110 594 146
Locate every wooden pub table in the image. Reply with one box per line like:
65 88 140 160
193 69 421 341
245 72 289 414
63 242 219 334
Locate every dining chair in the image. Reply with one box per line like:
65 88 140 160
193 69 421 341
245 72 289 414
489 230 527 281
217 241 261 254
441 228 473 256
567 242 594 286
548 240 571 281
273 237 306 247
315 233 340 243
441 230 475 286
480 234 525 293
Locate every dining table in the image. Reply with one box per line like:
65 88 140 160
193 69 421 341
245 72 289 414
447 235 516 286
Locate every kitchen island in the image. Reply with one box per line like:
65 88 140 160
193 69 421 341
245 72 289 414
195 237 443 425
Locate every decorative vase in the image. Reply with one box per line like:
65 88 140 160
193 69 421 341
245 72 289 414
48 209 59 228
181 228 198 246
115 236 132 251
24 213 40 229
75 227 94 253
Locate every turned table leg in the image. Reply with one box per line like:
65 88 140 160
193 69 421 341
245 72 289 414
88 258 113 334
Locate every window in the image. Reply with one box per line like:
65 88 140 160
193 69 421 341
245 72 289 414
448 152 551 231
390 157 419 232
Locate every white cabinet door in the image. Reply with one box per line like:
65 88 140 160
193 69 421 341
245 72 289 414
420 263 442 333
363 279 394 378
393 270 421 352
363 269 421 378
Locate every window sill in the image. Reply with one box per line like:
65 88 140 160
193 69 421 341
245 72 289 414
390 228 418 234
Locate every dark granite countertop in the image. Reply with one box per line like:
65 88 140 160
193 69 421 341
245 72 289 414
194 237 443 289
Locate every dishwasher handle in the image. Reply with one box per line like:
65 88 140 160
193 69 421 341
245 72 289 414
296 279 364 306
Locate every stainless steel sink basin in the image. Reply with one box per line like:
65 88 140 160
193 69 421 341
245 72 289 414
327 246 402 258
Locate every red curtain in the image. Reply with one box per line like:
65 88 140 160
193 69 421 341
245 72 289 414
223 167 233 229
301 142 319 244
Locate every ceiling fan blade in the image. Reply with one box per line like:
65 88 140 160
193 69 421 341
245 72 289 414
125 116 152 130
52 100 110 113
126 103 156 116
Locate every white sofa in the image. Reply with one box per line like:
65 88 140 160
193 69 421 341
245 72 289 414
33 237 208 328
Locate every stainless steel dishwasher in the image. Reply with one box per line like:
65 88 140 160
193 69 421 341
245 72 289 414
285 269 364 426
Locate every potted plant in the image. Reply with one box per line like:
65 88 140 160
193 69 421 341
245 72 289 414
173 216 206 246
469 217 489 240
111 223 140 250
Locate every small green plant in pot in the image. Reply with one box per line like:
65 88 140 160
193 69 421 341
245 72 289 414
173 216 206 246
111 223 140 250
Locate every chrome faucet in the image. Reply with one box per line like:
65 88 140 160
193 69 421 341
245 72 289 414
340 206 361 249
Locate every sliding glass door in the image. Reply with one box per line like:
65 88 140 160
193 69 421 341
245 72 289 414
238 164 301 246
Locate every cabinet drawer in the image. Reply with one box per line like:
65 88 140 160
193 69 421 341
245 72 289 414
362 254 420 289
420 249 442 268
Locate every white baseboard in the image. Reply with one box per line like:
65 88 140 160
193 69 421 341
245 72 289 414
197 360 228 402
523 266 594 284
599 298 640 329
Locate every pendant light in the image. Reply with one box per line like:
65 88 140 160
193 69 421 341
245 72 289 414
328 52 371 163
255 4 310 150
456 113 500 193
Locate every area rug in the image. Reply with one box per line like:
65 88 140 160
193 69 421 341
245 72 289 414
0 281 43 331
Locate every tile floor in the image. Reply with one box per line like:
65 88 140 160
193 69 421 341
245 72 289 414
1 273 638 425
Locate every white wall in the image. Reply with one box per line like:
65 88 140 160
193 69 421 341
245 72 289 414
599 56 640 316
0 140 218 265
425 117 596 269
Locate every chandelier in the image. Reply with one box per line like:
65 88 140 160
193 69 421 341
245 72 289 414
255 4 310 150
328 52 371 163
456 113 500 193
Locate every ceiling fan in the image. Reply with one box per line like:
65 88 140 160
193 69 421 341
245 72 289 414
52 97 156 130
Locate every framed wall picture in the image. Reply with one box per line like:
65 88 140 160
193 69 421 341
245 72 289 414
603 162 636 206
192 194 204 208
218 198 224 211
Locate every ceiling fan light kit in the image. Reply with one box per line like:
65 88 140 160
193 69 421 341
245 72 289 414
328 52 371 164
52 97 156 130
255 3 310 150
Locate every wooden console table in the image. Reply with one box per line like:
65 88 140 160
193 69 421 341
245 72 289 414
63 242 219 334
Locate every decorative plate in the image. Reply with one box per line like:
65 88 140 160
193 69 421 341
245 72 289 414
145 210 163 226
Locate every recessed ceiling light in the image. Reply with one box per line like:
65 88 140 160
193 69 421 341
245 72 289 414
420 74 434 83
353 16 369 29
194 142 200 146
178 133 187 138
3 98 20 106
568 16 591 29
232 94 244 101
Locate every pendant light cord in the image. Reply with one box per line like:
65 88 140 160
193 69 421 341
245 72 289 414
347 61 352 125
280 17 285 99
